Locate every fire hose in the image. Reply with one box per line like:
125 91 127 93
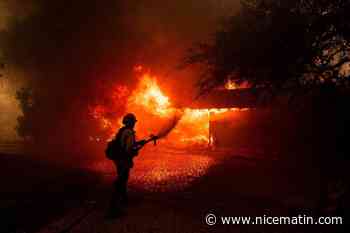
136 112 183 149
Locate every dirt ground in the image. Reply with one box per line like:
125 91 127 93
0 147 345 233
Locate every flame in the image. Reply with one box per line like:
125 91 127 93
125 72 223 146
225 80 239 90
128 73 171 116
225 79 250 90
89 66 250 146
88 66 254 191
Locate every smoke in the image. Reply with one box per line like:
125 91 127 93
1 0 131 158
0 0 37 31
120 0 240 104
156 111 184 139
0 0 239 160
0 78 20 141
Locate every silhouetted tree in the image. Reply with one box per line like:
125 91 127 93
186 0 350 95
186 1 350 218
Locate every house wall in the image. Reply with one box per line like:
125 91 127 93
209 89 350 165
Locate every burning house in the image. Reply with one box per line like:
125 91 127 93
89 67 267 151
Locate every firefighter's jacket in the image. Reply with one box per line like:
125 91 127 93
118 128 137 168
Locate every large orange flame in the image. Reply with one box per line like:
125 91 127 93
128 73 171 116
88 67 250 190
89 66 249 147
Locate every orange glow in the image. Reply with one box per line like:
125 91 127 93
225 79 239 90
89 149 216 192
225 79 250 90
88 67 253 190
131 150 215 191
125 71 219 145
128 73 171 116
89 66 250 146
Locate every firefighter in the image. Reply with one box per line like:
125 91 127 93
106 113 145 219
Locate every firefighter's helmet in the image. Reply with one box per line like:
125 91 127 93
122 113 137 125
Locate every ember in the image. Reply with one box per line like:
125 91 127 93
130 149 215 192
90 148 217 192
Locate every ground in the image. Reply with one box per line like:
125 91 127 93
0 146 345 233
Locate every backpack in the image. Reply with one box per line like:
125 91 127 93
105 127 126 160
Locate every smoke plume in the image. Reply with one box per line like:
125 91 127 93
0 0 239 161
156 111 184 139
